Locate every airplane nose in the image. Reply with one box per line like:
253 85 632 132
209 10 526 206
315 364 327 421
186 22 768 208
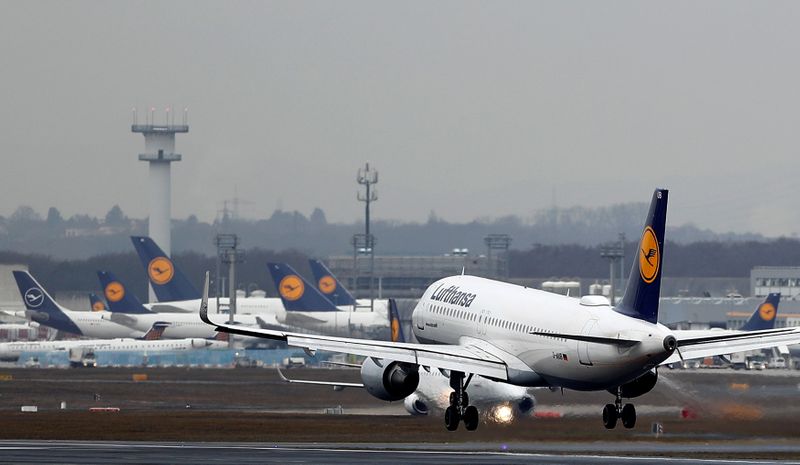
663 335 677 352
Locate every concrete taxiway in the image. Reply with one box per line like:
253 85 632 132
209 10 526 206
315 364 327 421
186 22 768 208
1 441 799 465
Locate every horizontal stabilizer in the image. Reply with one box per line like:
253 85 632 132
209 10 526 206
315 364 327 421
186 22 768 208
664 327 800 365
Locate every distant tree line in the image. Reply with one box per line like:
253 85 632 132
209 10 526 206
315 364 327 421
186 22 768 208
0 203 767 260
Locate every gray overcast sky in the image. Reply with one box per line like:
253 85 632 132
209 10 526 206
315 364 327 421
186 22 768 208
2 1 800 236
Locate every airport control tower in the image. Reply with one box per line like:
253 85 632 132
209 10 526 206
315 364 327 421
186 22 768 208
132 107 188 301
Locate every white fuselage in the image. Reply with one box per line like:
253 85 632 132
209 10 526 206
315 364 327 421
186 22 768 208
411 275 675 391
0 337 223 361
61 310 144 339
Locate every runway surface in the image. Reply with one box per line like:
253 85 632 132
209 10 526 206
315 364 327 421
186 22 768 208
1 441 799 465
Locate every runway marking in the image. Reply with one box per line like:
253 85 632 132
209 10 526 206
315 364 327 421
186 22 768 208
1 441 798 464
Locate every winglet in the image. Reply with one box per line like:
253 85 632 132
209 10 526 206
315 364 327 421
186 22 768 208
199 271 212 326
276 367 290 383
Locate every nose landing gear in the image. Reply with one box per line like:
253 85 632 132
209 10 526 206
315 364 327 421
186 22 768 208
603 387 636 429
444 371 479 431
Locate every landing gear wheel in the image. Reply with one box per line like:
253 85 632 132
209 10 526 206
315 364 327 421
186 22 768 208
445 406 460 431
463 405 479 431
621 403 636 429
602 403 618 429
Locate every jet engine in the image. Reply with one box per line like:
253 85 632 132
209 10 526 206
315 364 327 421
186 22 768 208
608 369 658 398
517 394 536 415
360 357 419 401
403 393 430 416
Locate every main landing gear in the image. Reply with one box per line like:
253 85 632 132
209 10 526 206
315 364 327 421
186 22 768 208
603 387 636 429
444 371 479 431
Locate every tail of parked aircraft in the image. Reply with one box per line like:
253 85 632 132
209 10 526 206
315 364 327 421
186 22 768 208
266 263 339 312
741 293 781 331
615 189 668 324
130 236 200 302
89 293 107 312
142 322 170 340
96 271 154 315
389 298 405 343
308 259 357 306
12 271 83 335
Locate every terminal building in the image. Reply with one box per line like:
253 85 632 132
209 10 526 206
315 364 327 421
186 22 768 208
751 266 800 298
326 252 507 298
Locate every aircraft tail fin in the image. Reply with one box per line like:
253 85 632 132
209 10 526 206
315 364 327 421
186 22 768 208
741 293 780 331
130 236 200 302
89 293 107 312
267 263 339 312
142 322 170 340
12 271 82 335
308 259 357 306
389 298 405 343
96 271 154 314
615 189 668 324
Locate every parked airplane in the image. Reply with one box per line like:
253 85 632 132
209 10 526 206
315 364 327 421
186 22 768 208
130 236 200 302
308 259 389 313
96 270 279 339
202 189 800 431
13 271 143 339
129 237 386 338
670 293 783 367
278 299 536 422
0 323 224 362
267 263 389 336
88 293 107 312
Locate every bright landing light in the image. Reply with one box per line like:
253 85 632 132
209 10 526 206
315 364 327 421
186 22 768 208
491 404 514 424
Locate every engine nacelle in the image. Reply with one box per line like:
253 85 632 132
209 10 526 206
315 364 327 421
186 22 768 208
517 395 536 415
609 369 658 398
403 393 430 416
360 357 420 402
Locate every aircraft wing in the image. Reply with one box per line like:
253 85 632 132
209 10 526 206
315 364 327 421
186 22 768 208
198 274 508 380
663 327 800 365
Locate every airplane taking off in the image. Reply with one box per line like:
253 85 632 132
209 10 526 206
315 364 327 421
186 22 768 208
13 271 144 339
203 189 800 431
278 299 536 422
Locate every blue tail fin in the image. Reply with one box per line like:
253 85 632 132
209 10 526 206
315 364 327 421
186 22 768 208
142 322 170 340
308 259 357 306
615 189 668 324
130 236 200 302
389 298 405 343
12 271 83 335
741 293 780 331
96 271 154 314
89 293 107 312
267 263 339 312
